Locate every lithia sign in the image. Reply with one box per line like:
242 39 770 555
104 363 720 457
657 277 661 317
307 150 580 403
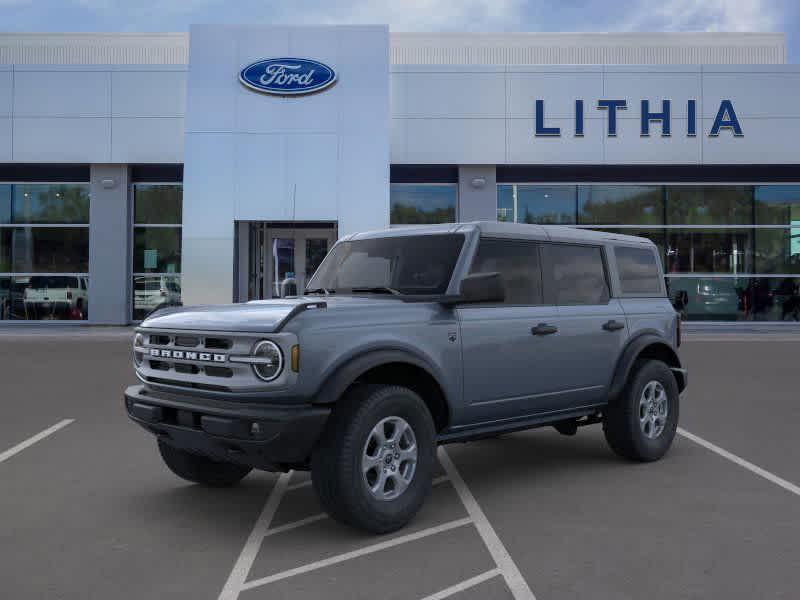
535 99 743 138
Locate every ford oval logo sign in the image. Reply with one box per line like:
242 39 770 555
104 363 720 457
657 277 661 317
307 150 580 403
239 58 337 96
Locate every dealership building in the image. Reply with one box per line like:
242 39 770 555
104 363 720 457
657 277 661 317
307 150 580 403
1 27 799 324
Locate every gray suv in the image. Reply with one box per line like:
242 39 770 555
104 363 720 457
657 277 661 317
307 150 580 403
125 222 687 533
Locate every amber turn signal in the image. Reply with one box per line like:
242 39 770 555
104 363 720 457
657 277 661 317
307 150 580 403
291 345 300 372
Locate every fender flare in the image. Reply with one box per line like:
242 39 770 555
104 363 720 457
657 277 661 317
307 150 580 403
312 348 451 412
608 332 685 400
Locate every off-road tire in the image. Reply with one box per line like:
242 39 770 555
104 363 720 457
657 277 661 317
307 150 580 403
603 359 679 462
311 384 436 534
157 440 252 487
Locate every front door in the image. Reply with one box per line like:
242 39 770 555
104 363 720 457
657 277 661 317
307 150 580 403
248 224 337 300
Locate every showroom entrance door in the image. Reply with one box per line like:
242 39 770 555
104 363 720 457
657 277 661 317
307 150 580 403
247 223 337 300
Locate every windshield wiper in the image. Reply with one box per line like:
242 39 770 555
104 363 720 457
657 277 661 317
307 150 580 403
305 287 335 295
350 286 402 296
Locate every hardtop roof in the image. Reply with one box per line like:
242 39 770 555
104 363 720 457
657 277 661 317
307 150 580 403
346 221 654 247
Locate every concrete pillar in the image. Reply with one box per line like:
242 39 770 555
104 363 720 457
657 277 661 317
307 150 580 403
88 164 130 324
458 166 497 222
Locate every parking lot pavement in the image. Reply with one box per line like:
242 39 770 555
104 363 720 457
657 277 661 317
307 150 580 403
1 331 799 599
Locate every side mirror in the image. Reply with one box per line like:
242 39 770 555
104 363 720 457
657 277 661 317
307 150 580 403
673 290 688 310
457 272 505 304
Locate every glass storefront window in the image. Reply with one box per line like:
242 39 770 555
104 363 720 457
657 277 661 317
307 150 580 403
390 184 457 225
755 185 800 226
667 276 800 322
134 185 182 225
666 186 753 225
1 184 89 224
132 275 181 321
755 228 800 274
666 229 753 274
0 182 89 321
1 228 90 273
578 185 662 225
132 184 183 320
133 227 181 273
518 185 576 224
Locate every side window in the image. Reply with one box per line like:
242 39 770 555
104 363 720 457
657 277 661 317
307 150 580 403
615 246 663 295
542 243 610 305
469 238 542 304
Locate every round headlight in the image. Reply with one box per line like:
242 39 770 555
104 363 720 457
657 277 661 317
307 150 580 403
252 340 283 382
133 333 144 366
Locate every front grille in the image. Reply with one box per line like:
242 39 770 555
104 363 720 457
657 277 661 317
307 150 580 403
136 329 260 392
174 363 200 375
204 366 233 378
206 337 232 350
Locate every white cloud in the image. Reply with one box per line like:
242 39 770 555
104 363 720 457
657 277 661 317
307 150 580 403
622 0 780 32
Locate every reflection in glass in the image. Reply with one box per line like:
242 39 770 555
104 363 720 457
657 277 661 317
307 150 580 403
666 186 752 225
666 229 753 274
1 227 89 273
273 238 296 297
390 184 457 225
667 276 800 321
578 185 662 225
516 185 576 224
755 228 800 274
305 238 328 280
134 185 183 225
755 185 800 225
666 277 748 321
133 227 181 273
1 184 90 224
132 275 181 320
0 275 88 320
497 185 514 222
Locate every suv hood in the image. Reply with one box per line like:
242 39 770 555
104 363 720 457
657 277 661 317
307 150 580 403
139 296 401 333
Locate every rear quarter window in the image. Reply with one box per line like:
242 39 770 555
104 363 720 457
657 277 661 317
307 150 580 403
615 246 663 295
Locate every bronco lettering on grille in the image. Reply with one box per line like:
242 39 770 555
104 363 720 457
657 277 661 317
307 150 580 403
149 348 226 362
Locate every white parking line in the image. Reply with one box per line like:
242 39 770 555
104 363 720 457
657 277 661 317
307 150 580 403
264 513 327 537
286 479 313 492
217 472 291 600
0 419 74 464
678 427 800 497
241 517 473 591
419 568 501 600
438 447 537 600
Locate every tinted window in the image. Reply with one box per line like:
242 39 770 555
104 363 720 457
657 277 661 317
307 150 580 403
308 234 464 295
470 238 542 304
543 244 610 305
616 246 663 295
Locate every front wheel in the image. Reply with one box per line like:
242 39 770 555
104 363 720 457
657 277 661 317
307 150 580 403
311 384 436 534
157 440 252 487
603 359 680 462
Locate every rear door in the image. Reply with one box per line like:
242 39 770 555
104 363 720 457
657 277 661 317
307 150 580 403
457 237 563 425
539 242 628 408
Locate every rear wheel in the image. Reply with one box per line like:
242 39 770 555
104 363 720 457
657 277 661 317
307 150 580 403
311 384 436 534
157 440 252 487
603 359 679 462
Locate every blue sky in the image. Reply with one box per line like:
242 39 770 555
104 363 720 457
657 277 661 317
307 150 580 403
2 0 798 62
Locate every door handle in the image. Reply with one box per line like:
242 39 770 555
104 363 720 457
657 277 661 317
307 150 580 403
531 323 558 336
602 319 625 332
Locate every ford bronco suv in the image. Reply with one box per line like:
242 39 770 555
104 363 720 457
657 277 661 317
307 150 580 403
125 222 686 533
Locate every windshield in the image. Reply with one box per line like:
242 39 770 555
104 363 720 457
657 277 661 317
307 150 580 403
307 233 465 295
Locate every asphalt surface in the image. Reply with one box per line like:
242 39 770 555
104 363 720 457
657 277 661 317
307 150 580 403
1 330 799 599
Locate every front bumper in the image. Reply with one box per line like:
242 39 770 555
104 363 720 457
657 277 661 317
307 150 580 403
124 384 330 471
